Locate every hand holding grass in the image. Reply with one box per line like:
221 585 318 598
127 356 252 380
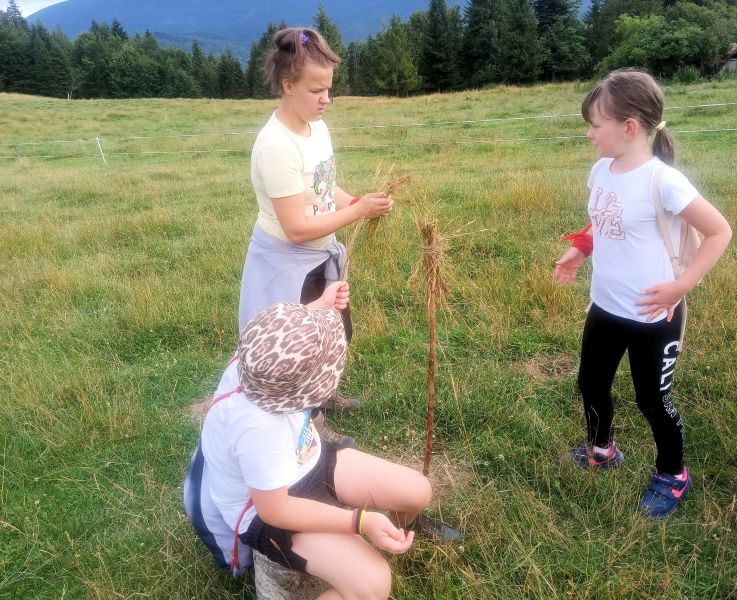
357 192 393 219
361 511 415 554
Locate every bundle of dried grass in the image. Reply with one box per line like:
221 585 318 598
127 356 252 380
418 219 451 477
406 188 487 476
419 220 450 310
339 163 413 280
383 171 413 197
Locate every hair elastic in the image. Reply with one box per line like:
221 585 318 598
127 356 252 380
655 120 666 131
299 31 309 46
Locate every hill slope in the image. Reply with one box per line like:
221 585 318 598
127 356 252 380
29 0 449 59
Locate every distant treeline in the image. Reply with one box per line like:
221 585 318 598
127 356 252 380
1 0 736 99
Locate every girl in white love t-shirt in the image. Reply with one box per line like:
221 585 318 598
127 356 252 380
554 69 731 518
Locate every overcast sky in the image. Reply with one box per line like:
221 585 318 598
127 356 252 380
1 0 66 16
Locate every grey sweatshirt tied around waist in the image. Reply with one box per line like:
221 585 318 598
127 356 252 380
238 224 346 331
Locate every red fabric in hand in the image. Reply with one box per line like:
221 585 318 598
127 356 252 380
561 222 593 256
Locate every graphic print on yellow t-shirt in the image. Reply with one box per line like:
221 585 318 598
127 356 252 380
591 187 626 240
310 155 336 216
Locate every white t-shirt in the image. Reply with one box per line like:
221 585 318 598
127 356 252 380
588 157 699 322
201 356 321 533
251 112 337 249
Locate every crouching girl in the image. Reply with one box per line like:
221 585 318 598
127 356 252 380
185 282 432 599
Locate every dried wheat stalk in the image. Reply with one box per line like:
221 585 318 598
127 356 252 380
339 164 412 280
419 219 450 477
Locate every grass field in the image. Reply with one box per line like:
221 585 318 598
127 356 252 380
1 80 736 599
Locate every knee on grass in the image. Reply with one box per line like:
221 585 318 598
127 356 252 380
332 556 392 600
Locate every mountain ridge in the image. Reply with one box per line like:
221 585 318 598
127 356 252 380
28 0 449 60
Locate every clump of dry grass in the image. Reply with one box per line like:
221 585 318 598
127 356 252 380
417 219 451 311
340 163 413 280
511 352 577 381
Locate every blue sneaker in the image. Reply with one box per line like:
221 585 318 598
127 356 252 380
571 441 624 469
639 468 693 519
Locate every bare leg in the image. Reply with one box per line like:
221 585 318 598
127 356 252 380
333 448 432 527
290 450 431 598
291 532 392 600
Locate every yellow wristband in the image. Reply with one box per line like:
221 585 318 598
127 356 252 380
358 509 366 535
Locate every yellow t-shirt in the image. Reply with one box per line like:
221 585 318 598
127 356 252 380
250 112 337 249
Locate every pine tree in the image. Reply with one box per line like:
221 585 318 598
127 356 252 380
372 16 421 97
460 0 509 87
533 0 589 80
540 14 589 80
313 2 347 95
500 0 543 83
346 40 369 95
532 0 572 33
72 21 117 97
218 48 246 99
27 22 71 97
48 26 73 97
27 23 51 94
447 6 463 84
191 40 218 97
141 30 158 53
0 3 31 92
584 0 608 71
421 0 462 92
110 19 128 40
4 0 26 28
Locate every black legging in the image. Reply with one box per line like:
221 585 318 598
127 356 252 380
578 302 685 474
299 260 352 342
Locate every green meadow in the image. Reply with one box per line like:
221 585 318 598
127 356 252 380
1 80 736 599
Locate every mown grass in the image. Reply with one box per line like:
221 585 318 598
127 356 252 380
1 80 736 599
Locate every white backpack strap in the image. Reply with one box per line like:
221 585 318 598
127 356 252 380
651 164 680 277
678 219 690 264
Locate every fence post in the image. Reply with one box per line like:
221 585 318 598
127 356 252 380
96 137 107 165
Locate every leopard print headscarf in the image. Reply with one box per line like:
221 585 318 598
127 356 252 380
237 303 346 413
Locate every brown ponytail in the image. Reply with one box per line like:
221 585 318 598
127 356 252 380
653 127 674 166
263 27 340 96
